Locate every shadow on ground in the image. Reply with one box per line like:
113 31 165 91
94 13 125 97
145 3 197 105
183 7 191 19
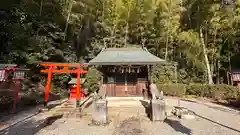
211 100 240 112
140 99 192 135
139 100 151 120
191 111 240 133
0 97 63 131
0 114 62 135
164 118 192 135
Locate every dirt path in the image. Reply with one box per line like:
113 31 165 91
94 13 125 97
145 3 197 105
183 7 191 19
36 97 240 135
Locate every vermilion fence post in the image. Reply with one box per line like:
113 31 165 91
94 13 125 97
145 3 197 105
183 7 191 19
44 66 53 107
76 67 81 105
11 80 21 114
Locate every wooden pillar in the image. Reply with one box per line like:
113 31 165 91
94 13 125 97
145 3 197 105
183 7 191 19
12 80 21 114
44 66 53 107
227 72 230 85
146 65 152 99
124 71 128 95
148 65 153 83
76 66 81 106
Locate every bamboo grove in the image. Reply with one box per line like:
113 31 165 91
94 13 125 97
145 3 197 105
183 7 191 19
0 0 240 84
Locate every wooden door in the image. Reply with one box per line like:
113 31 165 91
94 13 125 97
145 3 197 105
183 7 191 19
115 73 126 96
115 73 137 96
126 73 137 96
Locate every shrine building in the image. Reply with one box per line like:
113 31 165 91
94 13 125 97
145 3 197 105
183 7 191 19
88 47 165 97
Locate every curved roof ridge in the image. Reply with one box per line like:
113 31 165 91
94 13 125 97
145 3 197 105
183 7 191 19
89 46 165 65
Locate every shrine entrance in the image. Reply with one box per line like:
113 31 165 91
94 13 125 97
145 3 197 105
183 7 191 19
40 62 88 107
89 47 165 97
115 71 139 97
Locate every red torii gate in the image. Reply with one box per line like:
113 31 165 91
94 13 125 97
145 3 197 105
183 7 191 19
40 62 88 107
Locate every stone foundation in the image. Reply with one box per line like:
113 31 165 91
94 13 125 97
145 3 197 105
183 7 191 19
151 99 166 121
92 99 108 125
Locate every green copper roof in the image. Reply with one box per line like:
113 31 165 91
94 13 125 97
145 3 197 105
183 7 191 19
68 78 86 84
0 64 17 68
89 47 165 65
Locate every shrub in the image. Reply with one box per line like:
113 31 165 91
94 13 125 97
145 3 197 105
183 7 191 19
156 83 186 97
186 84 240 100
83 67 102 94
186 83 206 96
210 84 240 100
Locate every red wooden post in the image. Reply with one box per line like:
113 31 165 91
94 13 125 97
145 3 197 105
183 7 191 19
11 80 21 114
44 66 53 107
238 73 240 88
40 63 88 107
76 66 81 102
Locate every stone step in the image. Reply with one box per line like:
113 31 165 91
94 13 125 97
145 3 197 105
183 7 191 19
57 110 76 113
106 97 143 100
61 105 76 108
62 110 82 118
63 104 76 107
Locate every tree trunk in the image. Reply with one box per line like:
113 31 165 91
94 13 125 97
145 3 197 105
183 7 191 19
165 36 168 60
165 0 171 61
40 0 43 16
124 4 130 47
216 60 220 84
199 28 214 84
63 0 73 41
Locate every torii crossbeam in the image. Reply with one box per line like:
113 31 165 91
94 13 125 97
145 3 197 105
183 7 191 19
40 62 88 107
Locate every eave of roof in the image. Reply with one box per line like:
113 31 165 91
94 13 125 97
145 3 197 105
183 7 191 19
0 64 17 68
89 47 165 65
68 78 86 84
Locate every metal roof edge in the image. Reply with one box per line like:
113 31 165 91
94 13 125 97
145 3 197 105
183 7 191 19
142 47 165 62
88 61 166 65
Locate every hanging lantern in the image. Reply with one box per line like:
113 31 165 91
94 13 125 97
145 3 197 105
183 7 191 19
113 67 116 72
137 67 140 73
125 67 128 73
131 68 135 73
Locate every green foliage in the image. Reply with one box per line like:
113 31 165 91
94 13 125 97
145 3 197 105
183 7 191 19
152 63 177 84
83 67 102 94
1 0 240 103
155 82 240 101
186 84 240 100
156 83 186 97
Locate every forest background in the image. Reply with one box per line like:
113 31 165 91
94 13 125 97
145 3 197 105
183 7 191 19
1 0 240 108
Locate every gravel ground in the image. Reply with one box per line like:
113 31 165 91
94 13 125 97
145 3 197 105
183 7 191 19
34 98 240 135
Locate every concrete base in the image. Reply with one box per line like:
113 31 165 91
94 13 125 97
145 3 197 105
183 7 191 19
172 106 195 120
182 114 195 120
151 99 166 121
92 99 108 125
